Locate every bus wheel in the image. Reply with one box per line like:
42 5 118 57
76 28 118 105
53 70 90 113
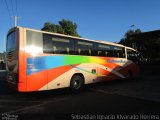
70 74 84 91
126 70 133 80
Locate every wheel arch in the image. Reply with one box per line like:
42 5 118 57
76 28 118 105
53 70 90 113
71 73 85 84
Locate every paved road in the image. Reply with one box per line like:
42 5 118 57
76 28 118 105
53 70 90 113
0 66 160 120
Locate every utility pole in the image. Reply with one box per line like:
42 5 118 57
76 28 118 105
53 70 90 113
12 16 20 27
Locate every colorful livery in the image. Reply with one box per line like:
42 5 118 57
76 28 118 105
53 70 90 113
6 27 139 92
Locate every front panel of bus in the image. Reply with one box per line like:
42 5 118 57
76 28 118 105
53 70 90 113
126 48 140 77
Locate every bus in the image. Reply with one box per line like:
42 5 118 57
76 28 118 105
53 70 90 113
6 26 140 92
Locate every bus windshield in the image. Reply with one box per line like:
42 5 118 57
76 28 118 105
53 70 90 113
6 31 16 52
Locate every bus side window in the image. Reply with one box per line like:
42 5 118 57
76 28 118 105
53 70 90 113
113 46 125 58
75 41 93 56
98 51 102 56
53 46 57 54
127 49 137 62
26 30 43 53
97 44 113 57
119 51 125 58
105 51 108 56
89 49 91 56
78 48 81 55
114 51 119 57
66 47 70 54
43 33 74 55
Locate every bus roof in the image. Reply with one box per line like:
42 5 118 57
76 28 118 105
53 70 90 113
10 26 135 50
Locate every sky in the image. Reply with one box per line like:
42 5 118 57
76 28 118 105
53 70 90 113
0 0 160 52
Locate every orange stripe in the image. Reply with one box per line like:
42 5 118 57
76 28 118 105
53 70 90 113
26 65 73 91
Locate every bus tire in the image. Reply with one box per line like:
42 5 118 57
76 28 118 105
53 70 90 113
70 74 84 91
126 70 133 80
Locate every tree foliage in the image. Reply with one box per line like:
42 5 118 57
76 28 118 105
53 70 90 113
41 19 80 37
119 29 142 47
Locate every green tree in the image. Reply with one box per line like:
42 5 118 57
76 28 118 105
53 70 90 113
41 22 55 32
56 25 64 34
119 29 142 47
59 19 80 37
41 19 80 37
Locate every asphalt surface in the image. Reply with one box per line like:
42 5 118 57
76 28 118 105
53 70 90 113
0 65 160 120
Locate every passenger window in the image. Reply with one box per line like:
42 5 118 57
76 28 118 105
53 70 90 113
26 30 43 54
75 41 94 56
96 44 114 57
43 34 74 54
113 46 125 58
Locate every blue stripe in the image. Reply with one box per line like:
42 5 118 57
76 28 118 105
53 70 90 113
27 56 65 75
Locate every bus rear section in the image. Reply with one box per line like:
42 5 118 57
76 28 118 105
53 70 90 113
6 28 19 91
6 27 27 92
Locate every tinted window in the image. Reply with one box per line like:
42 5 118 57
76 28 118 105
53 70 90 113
26 30 43 53
26 30 43 47
7 31 16 52
43 34 74 54
75 41 94 56
127 49 138 62
113 46 125 58
96 44 114 57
